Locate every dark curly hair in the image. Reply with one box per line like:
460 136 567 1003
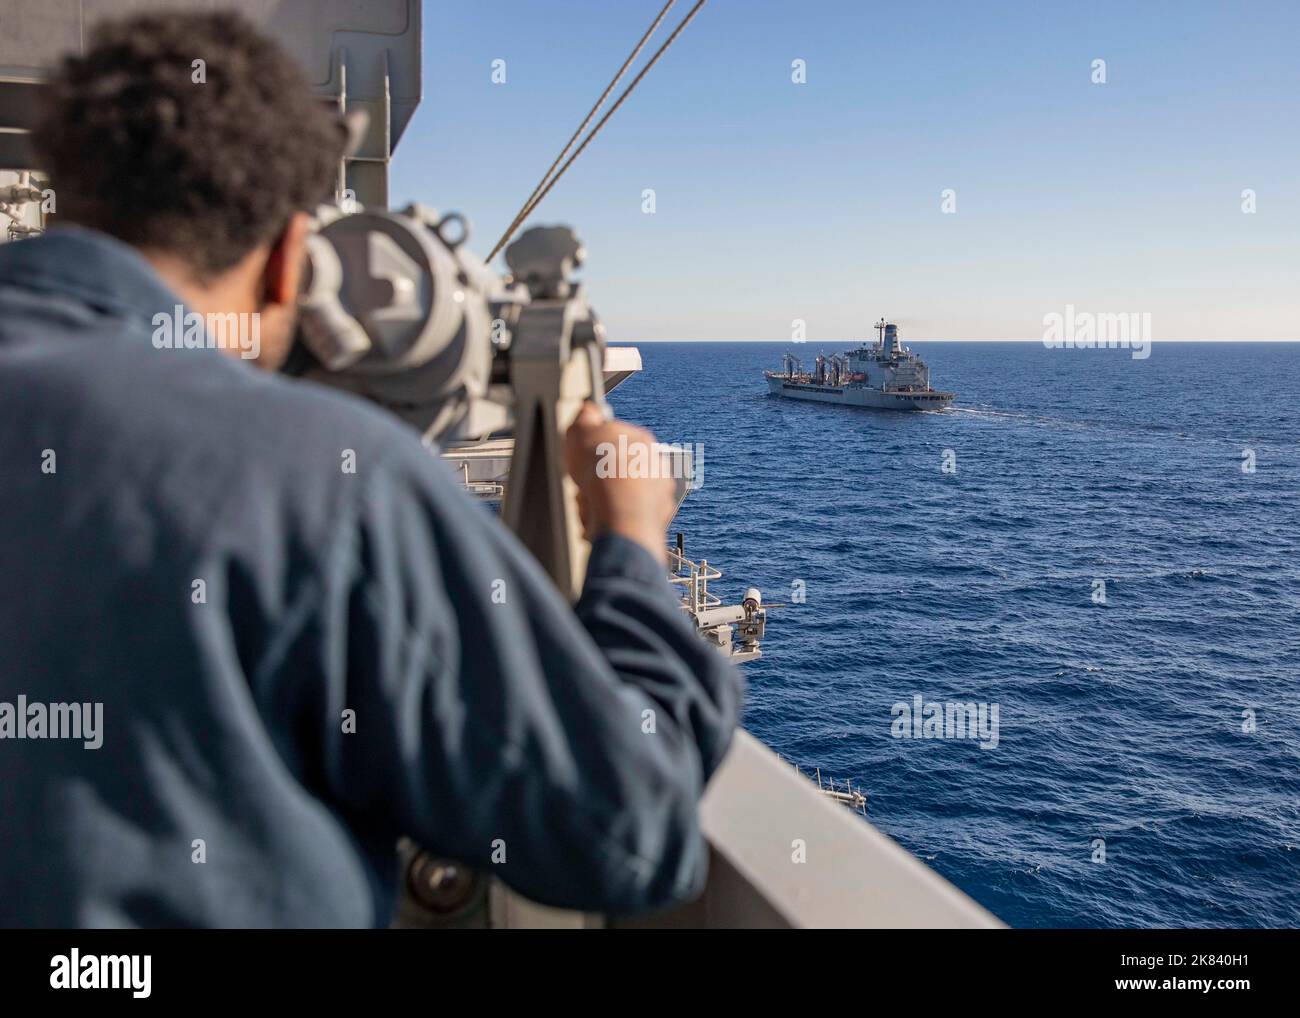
31 10 346 277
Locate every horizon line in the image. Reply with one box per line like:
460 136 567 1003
610 337 1300 344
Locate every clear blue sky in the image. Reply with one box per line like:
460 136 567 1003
390 0 1299 342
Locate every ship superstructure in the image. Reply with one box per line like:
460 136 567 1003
766 319 954 410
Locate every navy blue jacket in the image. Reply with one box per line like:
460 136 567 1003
0 228 742 927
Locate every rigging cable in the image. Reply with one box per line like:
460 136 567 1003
486 0 676 264
486 0 707 263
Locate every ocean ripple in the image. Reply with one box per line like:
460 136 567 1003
614 341 1300 928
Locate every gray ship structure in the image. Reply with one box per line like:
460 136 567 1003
767 319 954 410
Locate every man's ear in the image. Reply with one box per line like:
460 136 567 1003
261 211 312 309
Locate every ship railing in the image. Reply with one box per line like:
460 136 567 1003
667 544 724 614
788 761 868 815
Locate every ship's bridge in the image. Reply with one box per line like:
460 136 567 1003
845 321 932 391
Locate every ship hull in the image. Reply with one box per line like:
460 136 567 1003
765 374 953 411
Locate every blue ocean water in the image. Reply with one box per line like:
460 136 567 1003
609 341 1300 929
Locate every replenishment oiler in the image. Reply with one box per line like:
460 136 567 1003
766 319 955 410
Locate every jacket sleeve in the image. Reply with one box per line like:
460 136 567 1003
296 441 744 915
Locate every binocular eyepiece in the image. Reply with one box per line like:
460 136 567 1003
286 201 607 446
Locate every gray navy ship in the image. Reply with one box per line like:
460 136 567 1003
766 319 955 410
